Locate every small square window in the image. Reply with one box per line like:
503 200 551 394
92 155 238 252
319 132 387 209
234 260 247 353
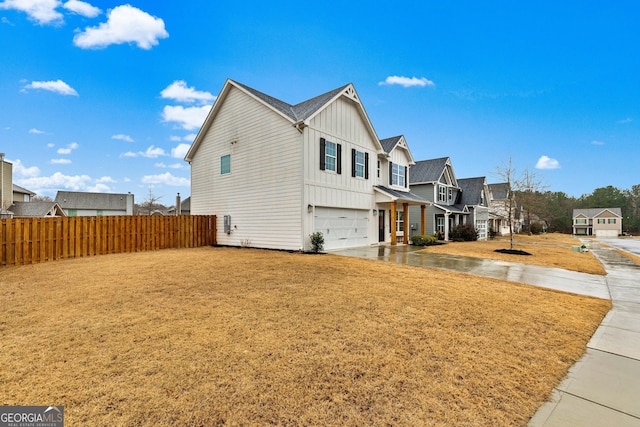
221 154 231 175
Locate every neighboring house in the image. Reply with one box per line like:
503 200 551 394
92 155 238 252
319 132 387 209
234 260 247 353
573 208 622 237
408 157 466 240
488 183 523 236
1 154 12 216
456 176 490 240
55 191 135 216
167 196 191 215
13 184 35 202
185 79 428 251
10 201 66 218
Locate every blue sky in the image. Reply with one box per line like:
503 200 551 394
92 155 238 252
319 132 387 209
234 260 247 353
1 1 638 206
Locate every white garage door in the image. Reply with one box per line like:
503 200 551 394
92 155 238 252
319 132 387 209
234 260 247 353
314 207 369 250
595 229 618 238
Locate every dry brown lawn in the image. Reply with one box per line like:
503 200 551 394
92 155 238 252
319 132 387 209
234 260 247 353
421 233 606 275
0 247 610 426
614 249 640 265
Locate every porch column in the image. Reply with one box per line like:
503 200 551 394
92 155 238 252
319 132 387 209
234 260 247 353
444 212 450 241
403 203 409 244
420 204 426 235
390 201 397 245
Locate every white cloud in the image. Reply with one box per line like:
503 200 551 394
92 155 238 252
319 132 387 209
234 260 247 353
617 118 633 124
112 134 134 142
57 141 79 154
2 16 15 25
169 135 182 142
162 105 210 130
171 143 190 159
535 155 560 170
379 75 435 88
0 0 63 25
142 172 189 187
22 79 78 96
47 143 55 148
29 128 46 134
96 176 115 183
16 171 92 191
51 158 71 164
154 162 166 168
184 133 197 142
73 4 168 50
121 151 137 158
10 159 40 177
161 80 215 104
140 145 166 158
591 140 605 145
62 0 100 17
86 182 111 192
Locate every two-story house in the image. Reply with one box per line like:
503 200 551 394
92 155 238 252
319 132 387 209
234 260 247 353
185 79 428 251
488 182 523 236
572 208 622 237
456 176 490 240
408 157 467 240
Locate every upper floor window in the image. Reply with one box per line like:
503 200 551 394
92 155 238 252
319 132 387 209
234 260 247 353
575 218 587 224
392 163 405 187
597 218 605 224
377 160 381 178
608 218 617 224
439 186 447 202
220 154 231 175
351 149 368 179
320 138 341 174
448 188 453 201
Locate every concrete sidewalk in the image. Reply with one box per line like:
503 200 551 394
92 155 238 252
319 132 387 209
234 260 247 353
332 242 640 425
529 242 640 426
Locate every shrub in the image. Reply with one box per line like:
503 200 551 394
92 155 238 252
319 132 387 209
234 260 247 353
449 224 478 242
411 234 439 246
529 222 543 235
309 232 324 253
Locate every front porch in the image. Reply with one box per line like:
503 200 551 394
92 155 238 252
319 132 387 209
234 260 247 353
373 186 429 246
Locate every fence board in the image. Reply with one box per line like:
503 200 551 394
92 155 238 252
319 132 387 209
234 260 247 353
0 215 216 267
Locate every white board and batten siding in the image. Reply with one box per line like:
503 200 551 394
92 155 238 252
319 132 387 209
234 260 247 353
303 95 380 250
190 86 304 250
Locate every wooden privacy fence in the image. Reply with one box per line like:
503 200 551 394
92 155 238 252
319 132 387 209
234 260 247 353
0 215 216 267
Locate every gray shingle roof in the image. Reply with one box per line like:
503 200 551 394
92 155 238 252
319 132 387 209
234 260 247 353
409 157 449 184
380 136 402 153
457 177 486 206
55 191 131 210
232 80 351 122
10 201 63 217
573 208 622 218
12 183 36 196
374 186 428 203
488 183 509 199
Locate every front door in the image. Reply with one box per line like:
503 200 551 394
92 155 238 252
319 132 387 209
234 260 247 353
378 210 385 242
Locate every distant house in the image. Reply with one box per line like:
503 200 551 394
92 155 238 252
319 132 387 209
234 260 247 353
573 208 622 237
55 191 135 216
12 184 35 202
456 177 490 241
488 183 523 236
1 154 12 217
10 201 66 218
185 79 428 251
167 196 191 215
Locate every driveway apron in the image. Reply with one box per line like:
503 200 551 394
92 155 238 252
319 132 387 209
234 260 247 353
331 241 640 426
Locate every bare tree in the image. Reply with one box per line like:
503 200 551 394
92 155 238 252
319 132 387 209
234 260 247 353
140 187 163 215
516 167 548 234
31 195 54 203
494 156 518 250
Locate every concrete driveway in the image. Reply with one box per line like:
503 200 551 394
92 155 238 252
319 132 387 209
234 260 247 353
331 241 640 426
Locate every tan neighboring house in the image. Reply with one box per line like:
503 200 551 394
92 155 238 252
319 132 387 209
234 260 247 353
573 208 622 237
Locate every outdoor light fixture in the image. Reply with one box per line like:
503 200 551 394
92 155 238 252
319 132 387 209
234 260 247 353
373 209 377 215
308 204 313 213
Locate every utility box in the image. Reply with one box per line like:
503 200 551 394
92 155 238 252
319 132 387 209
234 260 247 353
224 215 231 234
